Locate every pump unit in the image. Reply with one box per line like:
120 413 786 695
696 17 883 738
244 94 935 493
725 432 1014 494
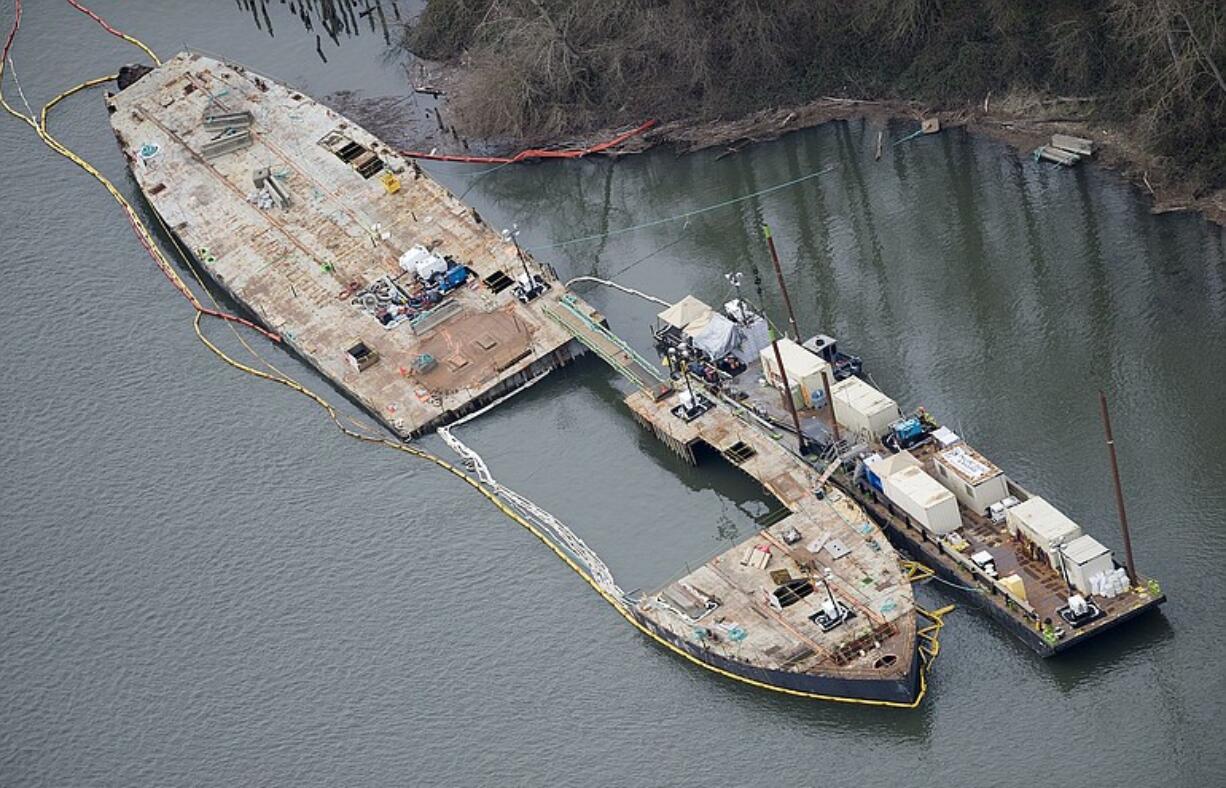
885 416 929 450
436 265 470 294
1058 593 1104 628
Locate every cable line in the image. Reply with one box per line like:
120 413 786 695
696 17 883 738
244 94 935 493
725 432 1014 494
528 164 838 251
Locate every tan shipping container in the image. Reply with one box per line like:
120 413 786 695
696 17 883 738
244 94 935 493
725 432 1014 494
932 444 1010 514
830 376 900 439
759 337 831 408
1006 496 1082 569
882 465 962 535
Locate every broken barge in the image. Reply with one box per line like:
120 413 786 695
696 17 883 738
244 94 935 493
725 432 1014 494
623 388 926 703
107 54 934 706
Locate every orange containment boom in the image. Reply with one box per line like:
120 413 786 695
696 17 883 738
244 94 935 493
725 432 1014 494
400 119 657 164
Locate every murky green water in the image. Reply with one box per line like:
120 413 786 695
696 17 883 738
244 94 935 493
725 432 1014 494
3 2 1225 785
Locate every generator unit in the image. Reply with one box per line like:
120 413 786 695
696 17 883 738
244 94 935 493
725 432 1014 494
884 416 930 451
802 333 864 380
436 265 470 294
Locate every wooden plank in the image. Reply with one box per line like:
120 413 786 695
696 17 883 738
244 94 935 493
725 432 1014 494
1051 133 1094 156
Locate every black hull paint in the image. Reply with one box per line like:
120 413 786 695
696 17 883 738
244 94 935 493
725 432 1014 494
631 610 922 705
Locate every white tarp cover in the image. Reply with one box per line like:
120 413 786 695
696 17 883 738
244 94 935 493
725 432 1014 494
933 426 961 447
682 310 715 335
686 312 739 357
657 295 713 329
733 315 771 363
399 244 447 280
724 299 753 324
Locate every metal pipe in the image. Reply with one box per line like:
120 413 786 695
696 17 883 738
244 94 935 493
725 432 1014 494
678 352 696 402
668 347 698 411
503 223 534 291
761 223 800 340
1099 391 1138 584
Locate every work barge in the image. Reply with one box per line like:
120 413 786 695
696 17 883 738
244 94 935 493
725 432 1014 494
107 54 934 705
107 53 589 439
642 295 1166 657
106 53 1160 706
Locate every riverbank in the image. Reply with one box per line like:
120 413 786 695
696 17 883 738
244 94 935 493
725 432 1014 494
365 62 1224 228
394 0 1224 228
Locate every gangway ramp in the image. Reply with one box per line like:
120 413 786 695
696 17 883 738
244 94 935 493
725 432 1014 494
543 295 671 398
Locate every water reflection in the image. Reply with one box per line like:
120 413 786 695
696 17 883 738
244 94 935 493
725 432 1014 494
232 0 405 47
1046 612 1176 694
430 122 1226 681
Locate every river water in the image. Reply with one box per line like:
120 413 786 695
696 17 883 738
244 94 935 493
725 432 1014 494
2 2 1225 786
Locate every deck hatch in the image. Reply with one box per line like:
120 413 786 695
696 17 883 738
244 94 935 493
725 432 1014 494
724 440 757 464
825 539 852 560
336 141 365 162
354 154 385 179
482 270 514 294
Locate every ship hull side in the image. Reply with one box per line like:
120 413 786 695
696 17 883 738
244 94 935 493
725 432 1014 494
630 609 921 705
851 486 1166 657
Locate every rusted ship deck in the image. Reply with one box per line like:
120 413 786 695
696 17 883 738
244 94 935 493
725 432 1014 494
107 53 588 437
106 54 930 704
623 390 922 701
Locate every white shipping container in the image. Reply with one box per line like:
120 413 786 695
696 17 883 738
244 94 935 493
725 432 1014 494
882 465 962 535
1006 497 1082 569
1061 534 1115 595
932 444 1010 514
759 337 831 408
830 376 900 439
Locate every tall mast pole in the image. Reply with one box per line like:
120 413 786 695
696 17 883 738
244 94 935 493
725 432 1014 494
769 326 807 455
762 223 800 340
821 369 841 445
1099 391 1138 584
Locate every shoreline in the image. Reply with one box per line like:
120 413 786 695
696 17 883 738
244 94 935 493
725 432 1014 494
335 60 1225 228
549 98 1225 228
